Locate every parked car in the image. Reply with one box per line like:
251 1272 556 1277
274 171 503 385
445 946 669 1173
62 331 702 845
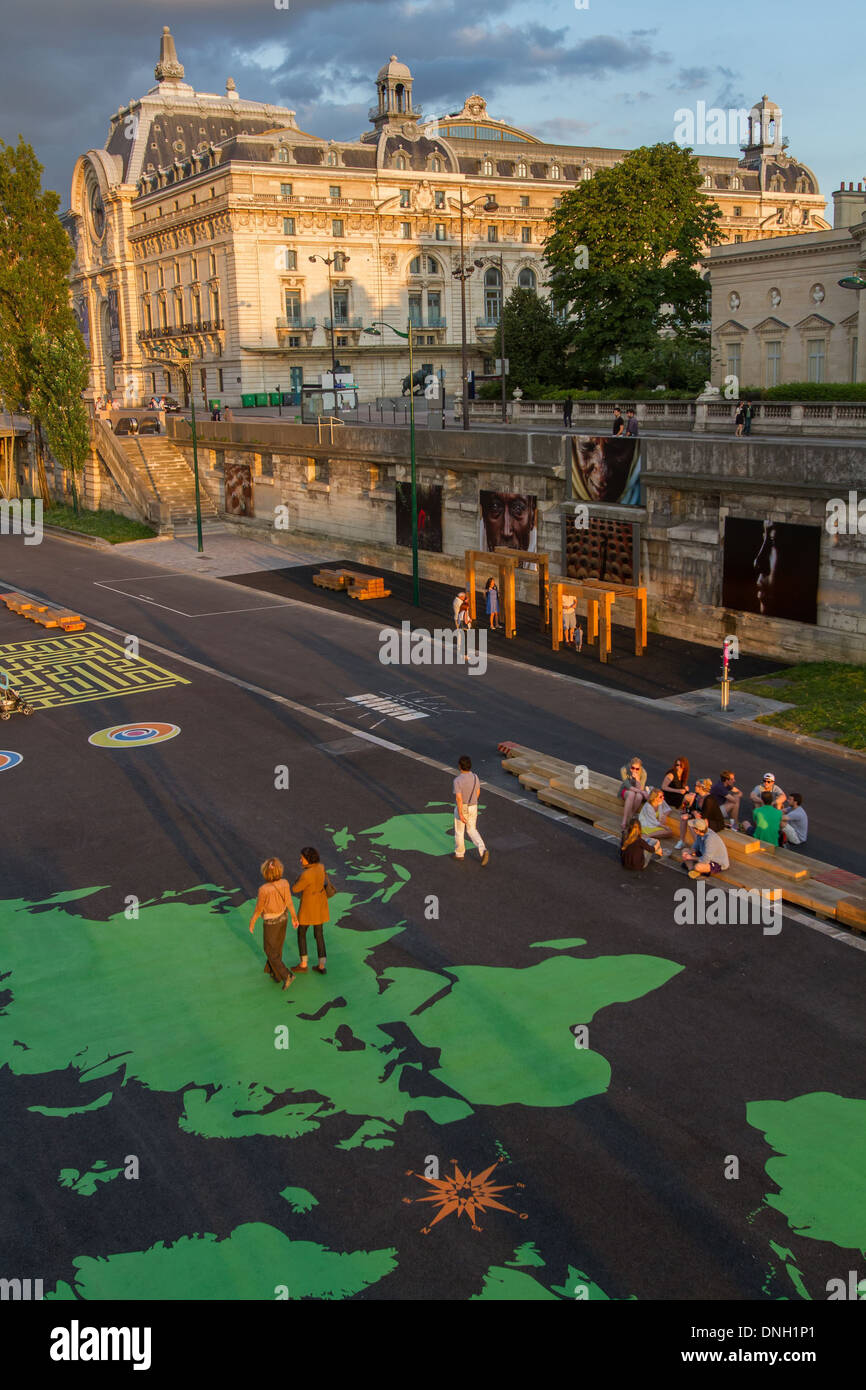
161 397 182 414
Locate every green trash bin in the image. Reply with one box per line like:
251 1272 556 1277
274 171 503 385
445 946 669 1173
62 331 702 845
241 394 256 408
268 392 281 407
255 392 268 407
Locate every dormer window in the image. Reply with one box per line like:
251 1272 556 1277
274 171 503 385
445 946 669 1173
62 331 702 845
550 163 561 180
704 174 713 188
582 166 592 180
327 151 337 166
395 154 407 170
731 176 740 189
482 158 494 176
517 161 527 178
431 157 441 173
278 148 288 163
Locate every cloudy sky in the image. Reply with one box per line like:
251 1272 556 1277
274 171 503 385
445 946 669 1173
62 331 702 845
2 0 859 212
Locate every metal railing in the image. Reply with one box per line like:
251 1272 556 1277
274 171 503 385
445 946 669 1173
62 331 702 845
276 316 317 329
139 320 224 340
324 316 364 329
475 315 501 328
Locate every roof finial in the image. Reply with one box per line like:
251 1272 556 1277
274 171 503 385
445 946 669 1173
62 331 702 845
155 25 185 83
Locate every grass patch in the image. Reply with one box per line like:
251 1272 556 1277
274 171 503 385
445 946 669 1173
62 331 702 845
735 663 866 750
44 506 156 544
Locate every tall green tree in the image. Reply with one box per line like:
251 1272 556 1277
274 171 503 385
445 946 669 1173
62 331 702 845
0 138 78 409
31 327 90 513
498 286 569 394
544 143 723 385
0 137 90 509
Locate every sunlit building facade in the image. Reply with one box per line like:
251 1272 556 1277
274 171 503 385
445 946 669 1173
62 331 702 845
62 30 831 406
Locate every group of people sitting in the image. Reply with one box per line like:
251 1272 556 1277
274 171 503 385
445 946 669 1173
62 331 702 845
618 756 808 876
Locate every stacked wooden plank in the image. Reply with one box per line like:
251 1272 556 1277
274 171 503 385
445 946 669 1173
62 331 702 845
313 568 391 601
1 592 86 633
499 741 866 933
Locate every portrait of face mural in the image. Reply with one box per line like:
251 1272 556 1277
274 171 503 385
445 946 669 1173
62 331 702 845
722 518 820 624
570 437 641 506
479 491 537 555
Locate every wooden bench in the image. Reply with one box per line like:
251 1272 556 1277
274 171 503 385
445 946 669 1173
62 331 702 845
312 568 391 601
27 607 86 632
1 592 45 615
499 741 866 932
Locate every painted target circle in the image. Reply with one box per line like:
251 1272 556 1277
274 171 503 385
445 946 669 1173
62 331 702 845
0 751 23 771
89 722 180 748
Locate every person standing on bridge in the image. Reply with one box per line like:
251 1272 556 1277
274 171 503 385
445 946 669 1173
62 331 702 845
249 857 298 990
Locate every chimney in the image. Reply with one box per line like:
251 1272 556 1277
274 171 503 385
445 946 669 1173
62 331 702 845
832 181 866 229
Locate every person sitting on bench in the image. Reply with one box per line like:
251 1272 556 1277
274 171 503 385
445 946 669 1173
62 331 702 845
675 777 725 848
618 757 651 830
681 815 729 878
781 792 808 848
620 817 663 871
639 788 675 841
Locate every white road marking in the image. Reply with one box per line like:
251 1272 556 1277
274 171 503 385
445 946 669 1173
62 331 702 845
347 693 428 721
7 578 865 954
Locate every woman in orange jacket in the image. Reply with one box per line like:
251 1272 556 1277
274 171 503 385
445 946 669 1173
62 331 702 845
292 846 331 975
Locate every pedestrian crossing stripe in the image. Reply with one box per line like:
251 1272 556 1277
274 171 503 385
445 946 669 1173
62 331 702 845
347 694 428 722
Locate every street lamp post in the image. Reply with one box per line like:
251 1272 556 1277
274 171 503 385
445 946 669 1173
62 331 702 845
474 251 507 423
363 318 420 606
177 348 204 555
449 193 499 430
309 252 350 413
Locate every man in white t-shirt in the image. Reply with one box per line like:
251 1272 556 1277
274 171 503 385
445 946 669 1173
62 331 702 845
750 772 785 810
453 754 489 865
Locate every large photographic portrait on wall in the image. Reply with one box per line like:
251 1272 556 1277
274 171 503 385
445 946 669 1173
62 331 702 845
722 518 820 625
479 491 538 563
570 437 641 506
224 463 253 517
396 482 443 553
564 512 638 585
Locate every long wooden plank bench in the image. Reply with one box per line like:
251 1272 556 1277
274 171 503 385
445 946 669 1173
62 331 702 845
1 592 46 614
500 741 866 932
26 607 86 632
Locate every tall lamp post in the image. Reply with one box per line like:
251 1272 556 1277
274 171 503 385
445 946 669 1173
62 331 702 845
363 318 420 606
474 252 507 424
449 192 499 430
309 252 351 413
138 337 205 555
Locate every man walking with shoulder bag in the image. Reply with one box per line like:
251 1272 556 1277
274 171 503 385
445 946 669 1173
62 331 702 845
453 755 490 865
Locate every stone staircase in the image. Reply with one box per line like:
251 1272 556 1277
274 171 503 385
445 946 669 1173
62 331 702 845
118 436 220 528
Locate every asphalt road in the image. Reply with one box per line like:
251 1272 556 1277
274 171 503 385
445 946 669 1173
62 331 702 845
0 533 864 1303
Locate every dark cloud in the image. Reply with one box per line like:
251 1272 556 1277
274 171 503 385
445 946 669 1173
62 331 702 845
0 1 670 200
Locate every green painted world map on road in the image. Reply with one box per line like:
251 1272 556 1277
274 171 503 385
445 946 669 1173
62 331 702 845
0 811 863 1298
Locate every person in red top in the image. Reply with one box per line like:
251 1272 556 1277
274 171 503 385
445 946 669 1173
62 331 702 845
249 857 298 990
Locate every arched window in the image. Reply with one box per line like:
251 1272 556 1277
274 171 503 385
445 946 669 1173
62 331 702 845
482 158 494 176
395 83 405 113
395 154 407 170
731 176 740 189
484 266 501 321
278 147 288 163
327 151 337 166
518 267 537 292
704 174 713 188
431 157 441 173
333 251 346 272
582 166 592 180
426 256 441 276
409 255 422 274
517 161 527 178
550 163 561 179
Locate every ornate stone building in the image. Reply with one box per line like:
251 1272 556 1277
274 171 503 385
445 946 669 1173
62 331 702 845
62 29 831 407
708 185 866 387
